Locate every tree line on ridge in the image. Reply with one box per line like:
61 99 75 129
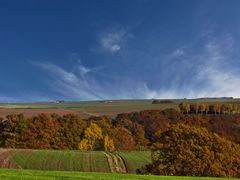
179 102 240 114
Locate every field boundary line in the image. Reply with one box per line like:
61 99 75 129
115 153 128 173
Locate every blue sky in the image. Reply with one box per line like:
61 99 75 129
1 0 240 102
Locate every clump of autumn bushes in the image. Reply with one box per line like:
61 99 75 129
137 124 240 178
0 109 240 177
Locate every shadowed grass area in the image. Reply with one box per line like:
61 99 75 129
118 151 152 173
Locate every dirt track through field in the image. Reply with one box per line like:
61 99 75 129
0 149 19 169
104 152 127 173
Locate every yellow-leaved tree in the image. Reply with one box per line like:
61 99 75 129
78 139 91 150
103 135 115 152
78 123 103 150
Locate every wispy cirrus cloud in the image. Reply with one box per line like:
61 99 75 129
78 65 91 76
171 48 185 58
32 60 156 100
0 95 19 102
153 33 240 99
194 38 240 97
98 28 131 54
32 32 240 100
32 61 103 100
0 93 52 103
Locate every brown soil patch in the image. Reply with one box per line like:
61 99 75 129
14 150 32 154
0 108 85 118
0 149 20 169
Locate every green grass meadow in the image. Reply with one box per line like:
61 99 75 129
0 169 238 180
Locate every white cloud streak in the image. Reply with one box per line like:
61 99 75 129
149 34 240 99
33 33 240 100
32 61 103 100
32 61 156 100
171 48 185 58
0 93 52 103
99 29 130 53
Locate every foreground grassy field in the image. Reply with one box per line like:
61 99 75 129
0 169 238 180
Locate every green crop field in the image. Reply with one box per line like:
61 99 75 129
11 150 110 172
118 151 152 173
0 169 237 180
8 149 152 174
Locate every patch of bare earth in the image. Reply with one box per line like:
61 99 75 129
0 149 20 169
0 108 85 118
14 150 32 155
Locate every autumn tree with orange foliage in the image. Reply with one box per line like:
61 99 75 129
114 114 149 147
138 124 240 178
23 114 58 149
0 114 27 148
56 114 87 149
179 102 190 114
112 127 135 151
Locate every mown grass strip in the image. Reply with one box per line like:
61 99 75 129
0 169 238 180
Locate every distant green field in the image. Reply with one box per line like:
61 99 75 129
0 169 237 180
0 99 179 111
1 98 239 117
118 151 152 173
2 98 239 107
0 100 178 117
11 150 110 172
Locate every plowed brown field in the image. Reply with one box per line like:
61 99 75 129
0 108 83 118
